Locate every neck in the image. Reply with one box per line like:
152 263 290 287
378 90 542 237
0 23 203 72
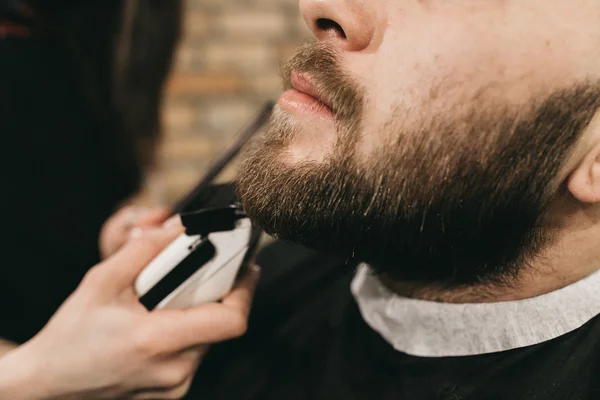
382 198 600 303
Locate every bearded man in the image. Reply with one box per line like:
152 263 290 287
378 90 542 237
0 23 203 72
187 0 600 398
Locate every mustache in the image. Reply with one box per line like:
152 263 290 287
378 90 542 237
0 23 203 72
281 42 364 123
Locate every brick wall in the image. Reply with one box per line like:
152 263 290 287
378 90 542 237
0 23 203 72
139 0 311 206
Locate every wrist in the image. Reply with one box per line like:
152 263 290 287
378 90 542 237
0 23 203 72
0 344 57 400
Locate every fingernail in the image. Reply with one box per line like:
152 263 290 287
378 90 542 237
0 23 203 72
163 215 181 229
129 227 144 240
251 264 261 279
124 209 138 227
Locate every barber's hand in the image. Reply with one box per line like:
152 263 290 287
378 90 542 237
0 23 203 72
100 205 171 259
5 222 260 400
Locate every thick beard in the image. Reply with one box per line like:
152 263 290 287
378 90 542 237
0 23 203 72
237 48 600 285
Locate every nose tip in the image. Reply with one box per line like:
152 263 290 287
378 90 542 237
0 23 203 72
299 0 375 52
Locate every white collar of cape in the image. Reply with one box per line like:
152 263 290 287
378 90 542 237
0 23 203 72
351 263 600 357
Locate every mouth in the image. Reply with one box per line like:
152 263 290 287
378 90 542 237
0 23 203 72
277 70 335 118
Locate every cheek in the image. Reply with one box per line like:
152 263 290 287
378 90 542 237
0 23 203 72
366 8 581 114
368 24 497 115
353 32 499 160
355 12 580 160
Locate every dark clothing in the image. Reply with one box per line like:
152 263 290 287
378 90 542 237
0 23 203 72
0 34 136 343
188 241 600 400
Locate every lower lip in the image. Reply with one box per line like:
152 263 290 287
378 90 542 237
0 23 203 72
278 89 334 118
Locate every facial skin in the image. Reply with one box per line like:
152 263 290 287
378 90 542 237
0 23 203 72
237 0 600 294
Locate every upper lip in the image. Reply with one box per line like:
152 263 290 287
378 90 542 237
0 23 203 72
290 71 334 112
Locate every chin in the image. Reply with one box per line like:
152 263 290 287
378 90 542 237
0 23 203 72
268 107 339 165
279 142 335 165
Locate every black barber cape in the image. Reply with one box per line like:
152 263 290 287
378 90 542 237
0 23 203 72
187 241 600 400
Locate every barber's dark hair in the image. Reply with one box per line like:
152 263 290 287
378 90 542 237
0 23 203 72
31 0 182 191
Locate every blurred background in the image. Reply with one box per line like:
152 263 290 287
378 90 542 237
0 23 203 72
1 0 313 345
140 0 311 205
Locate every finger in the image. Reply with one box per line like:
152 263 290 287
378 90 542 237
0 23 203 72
158 374 195 400
130 349 204 399
127 216 182 242
97 224 185 292
132 375 194 400
162 215 182 229
153 265 261 350
134 207 171 229
113 205 141 230
220 264 262 319
99 206 136 245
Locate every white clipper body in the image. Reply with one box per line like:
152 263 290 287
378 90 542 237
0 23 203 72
135 216 253 310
